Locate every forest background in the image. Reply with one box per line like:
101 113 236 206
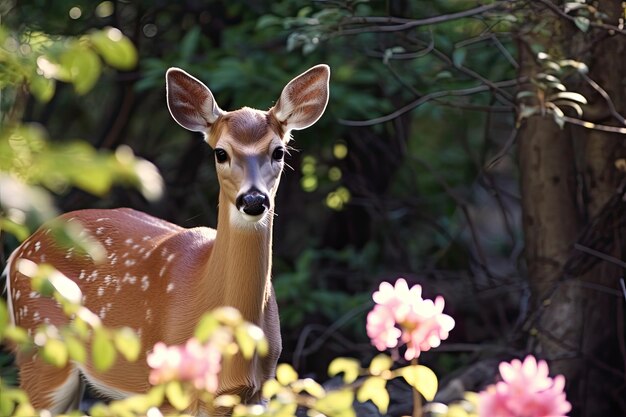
1 1 626 416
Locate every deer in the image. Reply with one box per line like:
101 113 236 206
4 64 330 415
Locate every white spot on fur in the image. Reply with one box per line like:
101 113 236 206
122 273 137 285
166 283 175 293
124 259 136 267
14 290 21 301
125 238 133 245
65 247 74 259
105 237 113 246
96 227 105 235
97 287 105 297
141 276 150 291
34 241 41 252
88 271 99 283
29 291 39 299
166 253 175 263
159 266 167 277
142 235 152 241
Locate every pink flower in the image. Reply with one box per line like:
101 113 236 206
366 278 455 360
479 355 572 417
147 338 221 392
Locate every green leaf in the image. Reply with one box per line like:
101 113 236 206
368 354 392 376
114 327 141 362
213 306 243 326
559 59 589 73
194 313 219 342
214 395 241 408
291 378 326 398
179 26 201 62
89 28 137 70
0 391 15 417
516 90 536 100
267 400 298 417
0 299 8 337
276 363 298 385
235 324 256 360
517 104 540 126
42 338 69 367
165 381 192 411
93 328 117 371
400 365 438 401
0 218 30 241
452 48 467 68
65 334 87 363
235 322 266 359
549 91 588 104
447 403 471 417
256 15 282 29
13 402 36 417
574 16 590 32
553 100 584 117
564 2 589 14
550 104 566 129
357 376 389 414
29 75 55 102
60 46 101 94
328 357 360 383
314 389 355 417
89 403 111 417
262 379 283 399
4 326 30 345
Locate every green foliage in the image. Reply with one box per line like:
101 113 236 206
274 247 374 330
0 13 162 247
0 26 136 100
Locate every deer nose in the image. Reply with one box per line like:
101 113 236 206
236 189 270 216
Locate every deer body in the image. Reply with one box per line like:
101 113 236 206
5 65 330 414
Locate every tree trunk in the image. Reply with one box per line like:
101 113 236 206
519 1 626 415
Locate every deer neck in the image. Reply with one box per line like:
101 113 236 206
206 192 273 324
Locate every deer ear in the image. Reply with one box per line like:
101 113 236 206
166 68 223 134
271 64 330 133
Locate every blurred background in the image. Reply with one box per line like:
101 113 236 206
1 1 625 416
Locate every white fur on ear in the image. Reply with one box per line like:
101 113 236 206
166 68 223 134
272 64 330 132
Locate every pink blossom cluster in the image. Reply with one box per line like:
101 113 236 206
147 338 221 392
479 355 572 417
366 278 455 360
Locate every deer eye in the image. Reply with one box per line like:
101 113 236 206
272 147 285 161
214 148 228 163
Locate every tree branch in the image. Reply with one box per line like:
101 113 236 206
339 79 520 126
535 0 626 36
336 2 507 36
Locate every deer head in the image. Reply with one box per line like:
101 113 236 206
166 65 330 227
